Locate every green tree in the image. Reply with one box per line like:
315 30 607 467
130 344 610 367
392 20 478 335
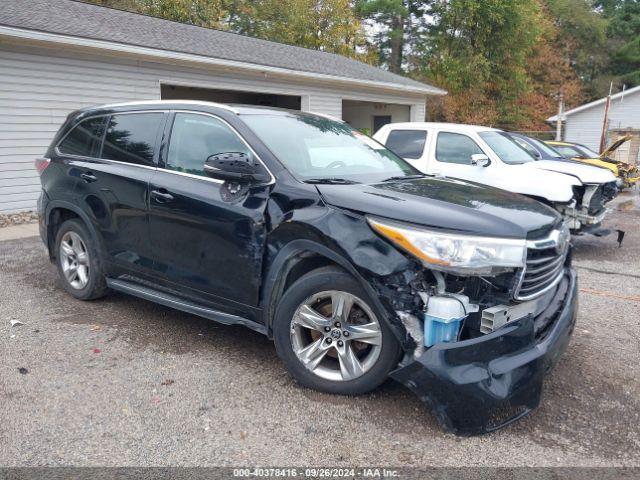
141 0 229 28
418 0 542 127
355 0 430 73
84 0 229 27
546 0 608 98
598 0 640 88
612 37 640 84
85 0 369 58
83 0 144 11
232 0 368 58
517 1 585 129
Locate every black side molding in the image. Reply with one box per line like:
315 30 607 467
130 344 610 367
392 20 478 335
106 278 267 335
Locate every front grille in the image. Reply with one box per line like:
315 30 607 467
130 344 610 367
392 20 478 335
515 227 569 301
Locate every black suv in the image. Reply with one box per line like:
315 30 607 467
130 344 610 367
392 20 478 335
37 101 578 435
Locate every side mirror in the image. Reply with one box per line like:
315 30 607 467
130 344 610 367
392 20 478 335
470 153 491 167
203 152 269 183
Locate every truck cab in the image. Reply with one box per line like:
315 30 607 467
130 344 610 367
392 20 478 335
374 122 618 233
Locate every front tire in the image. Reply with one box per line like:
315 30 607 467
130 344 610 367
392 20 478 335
54 219 107 300
273 266 401 395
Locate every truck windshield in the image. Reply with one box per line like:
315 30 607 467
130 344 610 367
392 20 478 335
553 145 582 158
527 137 564 159
574 145 601 158
243 113 417 183
479 131 535 164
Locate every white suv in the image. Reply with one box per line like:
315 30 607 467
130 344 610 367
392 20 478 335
374 122 618 233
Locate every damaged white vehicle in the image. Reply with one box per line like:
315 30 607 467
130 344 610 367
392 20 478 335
374 123 618 233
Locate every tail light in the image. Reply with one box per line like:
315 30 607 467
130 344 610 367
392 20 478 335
35 157 50 175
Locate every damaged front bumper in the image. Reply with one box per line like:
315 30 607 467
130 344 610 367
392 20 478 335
559 204 607 231
391 268 578 436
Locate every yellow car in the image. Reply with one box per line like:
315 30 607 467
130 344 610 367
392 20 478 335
545 136 639 188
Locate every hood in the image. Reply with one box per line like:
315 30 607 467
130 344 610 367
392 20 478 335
577 158 619 175
316 177 560 239
450 164 579 203
601 135 631 158
528 159 616 184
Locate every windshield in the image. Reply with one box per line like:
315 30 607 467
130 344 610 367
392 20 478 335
479 131 535 164
511 136 541 158
525 136 564 159
554 145 583 158
242 113 417 183
574 145 600 158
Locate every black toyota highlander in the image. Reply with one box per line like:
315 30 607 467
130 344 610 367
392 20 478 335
36 101 578 435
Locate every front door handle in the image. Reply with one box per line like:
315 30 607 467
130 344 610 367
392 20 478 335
80 172 97 183
151 189 174 203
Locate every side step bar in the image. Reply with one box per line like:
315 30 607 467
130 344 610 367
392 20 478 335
106 278 267 335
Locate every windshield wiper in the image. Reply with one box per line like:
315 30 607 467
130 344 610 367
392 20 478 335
381 174 426 182
303 178 360 185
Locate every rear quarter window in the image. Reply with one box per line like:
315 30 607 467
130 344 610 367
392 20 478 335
57 117 107 157
385 130 427 159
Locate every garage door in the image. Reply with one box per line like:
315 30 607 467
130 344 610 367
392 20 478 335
161 84 301 110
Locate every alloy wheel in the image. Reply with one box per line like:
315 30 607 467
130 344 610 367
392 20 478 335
290 290 382 382
59 231 90 290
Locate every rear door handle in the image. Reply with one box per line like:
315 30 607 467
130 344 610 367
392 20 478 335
151 189 174 203
80 172 97 183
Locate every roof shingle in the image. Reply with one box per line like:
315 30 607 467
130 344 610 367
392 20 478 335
0 0 444 94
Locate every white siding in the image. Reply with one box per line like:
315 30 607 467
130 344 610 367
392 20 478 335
411 102 426 122
308 92 343 118
0 41 428 213
564 91 640 151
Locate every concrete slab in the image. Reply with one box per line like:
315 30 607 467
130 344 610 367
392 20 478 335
0 223 39 242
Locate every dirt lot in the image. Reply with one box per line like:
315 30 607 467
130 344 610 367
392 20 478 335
1 194 639 467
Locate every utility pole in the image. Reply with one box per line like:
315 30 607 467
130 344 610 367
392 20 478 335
599 82 613 154
555 92 564 141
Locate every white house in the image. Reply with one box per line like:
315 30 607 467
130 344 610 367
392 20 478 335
547 85 640 153
0 0 445 214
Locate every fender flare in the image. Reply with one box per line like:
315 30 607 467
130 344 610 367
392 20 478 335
45 200 104 259
260 239 405 345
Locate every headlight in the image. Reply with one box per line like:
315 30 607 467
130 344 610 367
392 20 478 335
368 216 526 275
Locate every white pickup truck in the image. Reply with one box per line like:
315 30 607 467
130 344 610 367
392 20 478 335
373 122 618 233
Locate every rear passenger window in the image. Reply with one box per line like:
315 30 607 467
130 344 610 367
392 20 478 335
166 113 250 177
385 130 427 159
102 113 163 166
58 117 106 157
436 132 484 165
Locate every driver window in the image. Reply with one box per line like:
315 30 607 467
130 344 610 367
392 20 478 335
166 113 250 177
435 132 484 165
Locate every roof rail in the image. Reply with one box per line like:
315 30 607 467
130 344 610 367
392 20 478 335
96 99 239 113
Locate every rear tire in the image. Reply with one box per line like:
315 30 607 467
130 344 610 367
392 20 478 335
54 219 108 300
273 266 401 395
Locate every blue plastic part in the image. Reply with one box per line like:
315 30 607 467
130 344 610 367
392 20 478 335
424 314 463 347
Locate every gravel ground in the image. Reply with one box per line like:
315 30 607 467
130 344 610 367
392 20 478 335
1 195 639 467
